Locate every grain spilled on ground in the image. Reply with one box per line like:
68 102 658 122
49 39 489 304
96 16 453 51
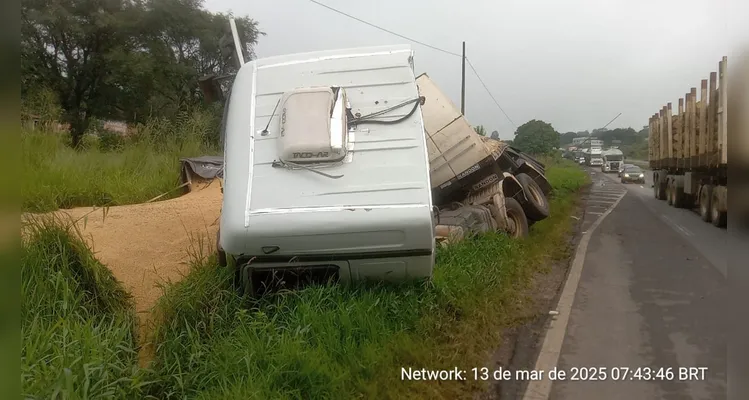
54 180 222 364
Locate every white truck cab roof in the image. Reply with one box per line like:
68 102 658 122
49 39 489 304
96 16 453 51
219 45 435 270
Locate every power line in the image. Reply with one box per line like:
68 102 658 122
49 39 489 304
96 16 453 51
466 58 516 129
306 0 515 128
307 0 461 58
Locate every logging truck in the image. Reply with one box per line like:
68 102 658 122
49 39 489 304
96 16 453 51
649 56 727 228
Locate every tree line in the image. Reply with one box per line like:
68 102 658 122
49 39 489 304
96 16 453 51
21 0 263 147
559 126 649 147
472 121 650 158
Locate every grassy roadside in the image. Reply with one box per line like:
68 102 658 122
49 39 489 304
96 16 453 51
21 215 151 398
146 159 589 399
20 141 588 398
21 112 219 213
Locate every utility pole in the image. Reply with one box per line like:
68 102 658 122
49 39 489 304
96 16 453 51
229 18 245 68
461 41 466 115
601 112 622 130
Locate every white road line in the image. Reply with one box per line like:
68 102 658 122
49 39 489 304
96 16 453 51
661 215 694 237
522 191 627 400
590 190 626 195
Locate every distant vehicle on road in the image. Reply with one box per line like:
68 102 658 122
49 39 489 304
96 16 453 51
618 163 634 177
620 166 645 184
601 148 624 173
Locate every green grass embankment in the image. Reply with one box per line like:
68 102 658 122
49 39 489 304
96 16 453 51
21 137 588 399
22 112 219 213
146 158 589 399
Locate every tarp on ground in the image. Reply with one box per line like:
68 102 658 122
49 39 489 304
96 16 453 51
179 156 224 191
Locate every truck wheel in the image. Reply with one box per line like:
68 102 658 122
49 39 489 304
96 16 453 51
666 180 674 206
654 172 667 200
699 185 713 222
660 180 668 200
710 189 726 227
652 172 659 197
505 197 529 238
515 173 549 221
672 181 685 208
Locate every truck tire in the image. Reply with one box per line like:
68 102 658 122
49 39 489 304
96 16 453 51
654 172 667 200
515 173 550 221
505 197 529 238
666 179 674 206
699 184 713 222
672 179 685 208
659 182 668 200
711 189 727 227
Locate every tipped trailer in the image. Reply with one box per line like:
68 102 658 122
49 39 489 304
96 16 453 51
219 45 436 295
416 74 552 239
649 56 728 228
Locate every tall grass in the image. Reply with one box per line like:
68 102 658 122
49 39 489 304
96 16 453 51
20 134 588 399
21 215 152 398
22 110 220 213
146 164 589 399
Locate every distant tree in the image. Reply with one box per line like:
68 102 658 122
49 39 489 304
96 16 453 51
474 125 487 136
21 0 263 147
513 119 560 155
560 131 578 145
21 0 141 146
490 130 500 140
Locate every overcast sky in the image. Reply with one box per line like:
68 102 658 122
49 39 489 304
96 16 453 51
204 0 747 140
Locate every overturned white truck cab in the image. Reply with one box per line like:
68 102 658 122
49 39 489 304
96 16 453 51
219 45 435 295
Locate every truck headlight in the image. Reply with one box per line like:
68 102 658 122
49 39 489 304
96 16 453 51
624 173 630 177
639 173 644 178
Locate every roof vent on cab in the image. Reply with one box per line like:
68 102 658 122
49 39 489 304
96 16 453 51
277 86 349 164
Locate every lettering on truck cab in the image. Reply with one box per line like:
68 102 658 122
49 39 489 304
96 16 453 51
472 174 499 192
293 152 330 159
456 163 481 180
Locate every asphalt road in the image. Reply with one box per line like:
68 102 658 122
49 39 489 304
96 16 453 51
605 166 729 277
549 168 728 400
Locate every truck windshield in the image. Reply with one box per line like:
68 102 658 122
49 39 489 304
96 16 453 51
607 155 623 161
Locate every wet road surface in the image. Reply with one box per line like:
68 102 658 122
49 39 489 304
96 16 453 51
549 169 727 400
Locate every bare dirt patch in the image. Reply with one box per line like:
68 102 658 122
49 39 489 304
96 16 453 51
51 180 222 364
